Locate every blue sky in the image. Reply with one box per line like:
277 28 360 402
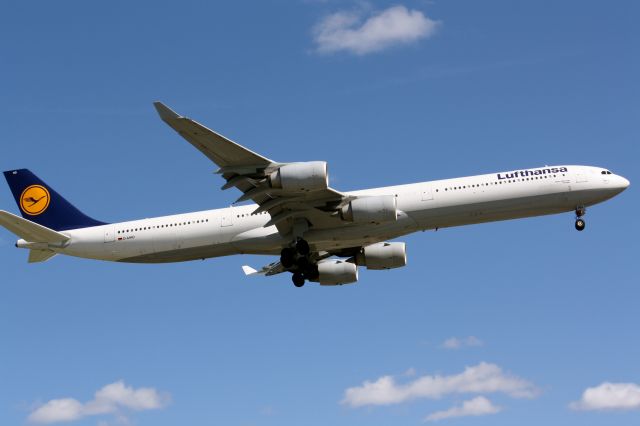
1 1 639 425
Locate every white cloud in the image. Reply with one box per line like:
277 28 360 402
312 5 439 55
441 336 483 350
28 381 170 424
425 396 502 422
570 382 640 411
342 362 538 407
28 399 84 424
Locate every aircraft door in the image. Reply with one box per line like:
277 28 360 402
104 227 115 243
421 186 434 201
221 207 234 227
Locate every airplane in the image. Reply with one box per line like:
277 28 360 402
0 103 630 287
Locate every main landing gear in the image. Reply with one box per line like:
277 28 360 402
281 238 317 287
292 272 305 287
575 207 586 231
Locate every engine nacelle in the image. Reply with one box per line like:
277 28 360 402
314 260 358 285
340 195 397 224
356 242 407 270
269 161 328 192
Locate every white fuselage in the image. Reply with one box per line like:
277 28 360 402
47 165 629 263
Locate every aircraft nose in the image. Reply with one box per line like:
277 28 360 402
618 175 630 190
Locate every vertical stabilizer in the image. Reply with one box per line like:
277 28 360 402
3 169 106 231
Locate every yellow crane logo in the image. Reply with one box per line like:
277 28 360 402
20 185 51 215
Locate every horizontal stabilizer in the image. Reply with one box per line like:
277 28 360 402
241 261 285 277
242 265 260 276
28 249 57 263
0 210 69 243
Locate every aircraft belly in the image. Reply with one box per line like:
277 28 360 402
304 210 420 252
118 243 239 263
411 188 611 229
231 226 286 254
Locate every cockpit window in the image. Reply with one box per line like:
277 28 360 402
602 170 613 175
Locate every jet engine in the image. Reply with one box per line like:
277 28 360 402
312 260 358 285
356 242 407 270
340 195 397 224
269 161 328 191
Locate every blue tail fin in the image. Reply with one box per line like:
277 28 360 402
3 169 106 231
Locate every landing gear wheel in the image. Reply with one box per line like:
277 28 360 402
296 239 310 256
280 248 296 268
575 218 586 231
292 272 305 287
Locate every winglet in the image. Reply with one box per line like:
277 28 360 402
242 265 259 276
153 102 181 121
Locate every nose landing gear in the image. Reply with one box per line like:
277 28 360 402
575 207 586 231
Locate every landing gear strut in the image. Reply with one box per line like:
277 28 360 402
575 207 586 231
280 247 296 268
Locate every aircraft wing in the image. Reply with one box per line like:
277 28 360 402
154 102 348 234
154 102 274 169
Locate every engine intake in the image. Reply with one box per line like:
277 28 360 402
269 161 328 192
356 242 407 270
312 260 358 285
341 195 397 224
